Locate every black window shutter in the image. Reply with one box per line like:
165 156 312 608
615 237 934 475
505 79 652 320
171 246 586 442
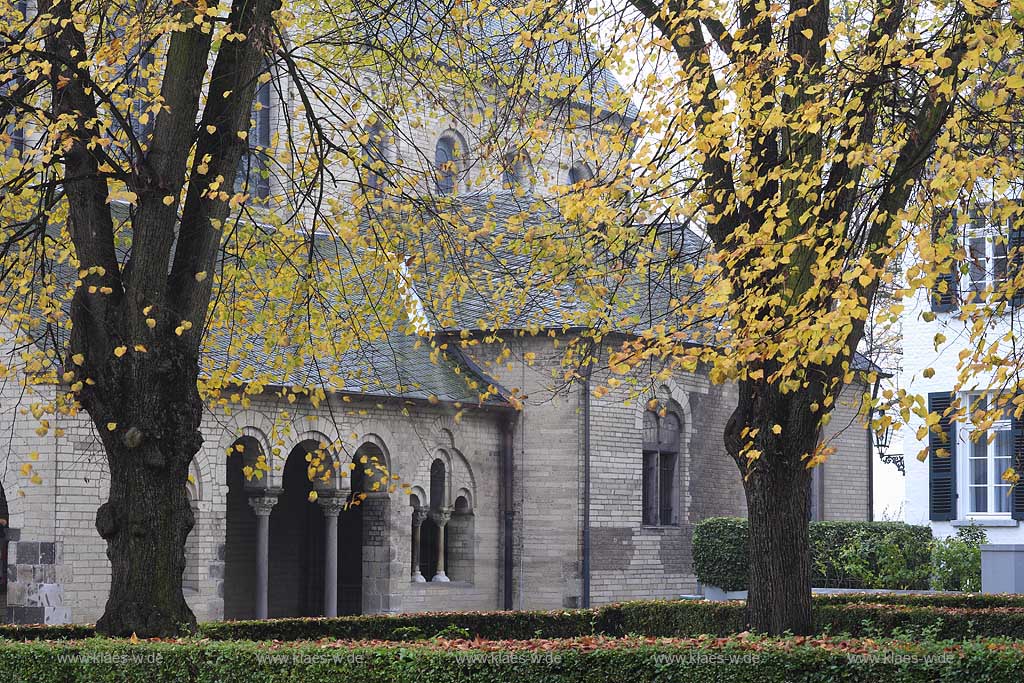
1009 212 1023 308
928 392 957 521
931 209 959 313
1013 408 1024 521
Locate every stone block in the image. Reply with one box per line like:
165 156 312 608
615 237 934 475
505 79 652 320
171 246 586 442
14 542 38 565
7 605 45 624
982 545 1024 594
39 542 55 565
26 582 64 608
5 581 26 606
29 564 54 583
43 606 71 625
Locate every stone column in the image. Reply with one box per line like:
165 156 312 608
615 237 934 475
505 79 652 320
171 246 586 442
429 508 452 582
319 494 346 617
410 507 428 582
247 488 282 620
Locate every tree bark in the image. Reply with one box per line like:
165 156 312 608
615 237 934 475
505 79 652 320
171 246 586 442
89 343 203 637
34 0 280 636
725 375 823 635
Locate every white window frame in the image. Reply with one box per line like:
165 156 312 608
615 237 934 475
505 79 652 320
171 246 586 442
961 203 1011 301
959 393 1014 519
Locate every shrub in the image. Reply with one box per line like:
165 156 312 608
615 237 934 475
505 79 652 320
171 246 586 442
693 517 933 591
931 525 987 592
599 600 747 637
834 525 932 589
1 635 1024 683
0 623 94 641
6 595 1024 645
816 593 1024 609
195 609 596 642
691 517 750 591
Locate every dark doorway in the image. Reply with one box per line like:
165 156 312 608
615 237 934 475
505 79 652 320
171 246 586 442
223 436 261 619
269 441 325 617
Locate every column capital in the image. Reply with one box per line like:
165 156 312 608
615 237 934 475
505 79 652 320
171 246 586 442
318 493 346 517
248 488 282 516
412 506 429 527
429 507 452 528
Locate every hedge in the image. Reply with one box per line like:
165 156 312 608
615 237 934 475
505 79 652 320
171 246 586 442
2 636 1024 683
197 608 597 642
7 599 1024 644
815 593 1024 609
693 518 933 591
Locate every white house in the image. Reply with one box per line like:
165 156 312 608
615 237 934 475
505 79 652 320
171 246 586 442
903 200 1024 540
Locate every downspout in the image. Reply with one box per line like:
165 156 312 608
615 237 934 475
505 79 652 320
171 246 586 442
868 376 881 522
501 414 515 610
581 361 593 609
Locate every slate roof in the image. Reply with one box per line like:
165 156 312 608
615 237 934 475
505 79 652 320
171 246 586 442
401 193 881 375
404 193 711 332
202 313 501 405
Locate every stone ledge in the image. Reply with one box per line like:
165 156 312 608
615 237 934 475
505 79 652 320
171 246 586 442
952 518 1019 528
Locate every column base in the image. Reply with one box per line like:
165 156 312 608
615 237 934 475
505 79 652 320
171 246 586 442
411 571 427 583
431 572 450 583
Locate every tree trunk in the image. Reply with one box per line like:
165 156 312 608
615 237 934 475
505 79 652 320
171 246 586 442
725 375 822 635
87 343 203 637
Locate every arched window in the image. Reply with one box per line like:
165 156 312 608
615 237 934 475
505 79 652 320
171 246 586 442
3 0 28 158
447 494 474 582
568 161 593 185
362 122 388 191
249 72 273 199
502 150 533 190
235 61 273 200
429 459 446 510
435 133 465 195
420 458 449 581
642 408 680 526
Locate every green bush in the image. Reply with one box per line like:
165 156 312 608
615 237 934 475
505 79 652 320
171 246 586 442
7 595 1024 645
931 526 987 592
196 609 596 642
1 636 1024 683
692 517 750 591
834 526 933 589
816 592 1024 609
693 517 933 591
599 600 747 637
0 623 94 641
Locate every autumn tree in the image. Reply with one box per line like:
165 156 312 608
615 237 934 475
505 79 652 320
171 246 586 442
4 0 1021 641
564 0 1022 634
0 0 637 636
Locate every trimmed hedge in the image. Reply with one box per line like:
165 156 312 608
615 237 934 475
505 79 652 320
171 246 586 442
815 593 1024 609
0 623 95 641
2 636 1024 683
693 518 933 591
815 604 1024 640
7 596 1024 644
198 609 597 642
